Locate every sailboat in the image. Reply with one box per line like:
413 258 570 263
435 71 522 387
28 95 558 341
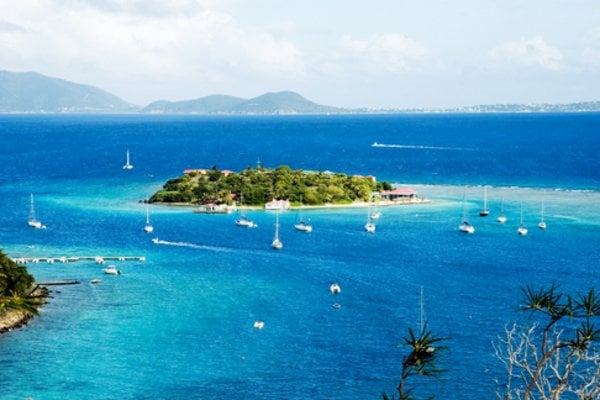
479 187 490 217
235 193 257 228
294 197 312 232
123 149 133 170
144 203 154 233
272 212 283 249
27 193 45 229
497 197 507 224
459 191 475 234
518 202 528 236
364 206 376 233
538 199 547 230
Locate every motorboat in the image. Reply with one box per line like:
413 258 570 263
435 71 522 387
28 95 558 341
235 215 257 228
294 220 312 232
329 283 341 295
103 265 121 275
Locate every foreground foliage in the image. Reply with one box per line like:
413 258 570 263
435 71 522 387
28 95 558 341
149 165 392 206
494 284 600 400
0 250 43 317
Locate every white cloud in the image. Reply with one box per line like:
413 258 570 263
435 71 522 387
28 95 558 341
0 2 305 103
490 36 563 70
337 33 431 74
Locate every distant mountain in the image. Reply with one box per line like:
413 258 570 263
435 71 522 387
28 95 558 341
141 91 341 115
0 70 137 113
142 95 246 114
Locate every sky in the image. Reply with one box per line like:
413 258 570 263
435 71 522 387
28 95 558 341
1 0 600 108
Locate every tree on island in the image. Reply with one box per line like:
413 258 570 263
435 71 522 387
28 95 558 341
0 250 44 318
149 165 392 206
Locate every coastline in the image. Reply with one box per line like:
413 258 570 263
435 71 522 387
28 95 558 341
0 286 49 335
152 197 429 211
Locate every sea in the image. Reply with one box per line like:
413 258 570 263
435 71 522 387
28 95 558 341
0 113 599 400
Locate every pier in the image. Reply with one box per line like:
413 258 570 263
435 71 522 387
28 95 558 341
11 256 146 265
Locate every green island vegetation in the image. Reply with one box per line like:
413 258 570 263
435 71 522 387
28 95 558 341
149 165 393 206
0 250 46 331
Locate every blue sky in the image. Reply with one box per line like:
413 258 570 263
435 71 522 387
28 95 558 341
1 0 600 108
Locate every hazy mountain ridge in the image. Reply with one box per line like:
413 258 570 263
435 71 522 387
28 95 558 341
0 70 137 113
1 70 600 114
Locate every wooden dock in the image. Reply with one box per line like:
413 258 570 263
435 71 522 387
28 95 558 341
11 256 146 265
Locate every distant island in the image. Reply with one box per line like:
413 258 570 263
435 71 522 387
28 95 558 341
2 70 600 114
149 166 393 207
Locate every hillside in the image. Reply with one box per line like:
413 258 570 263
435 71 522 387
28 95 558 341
0 70 137 113
141 91 341 115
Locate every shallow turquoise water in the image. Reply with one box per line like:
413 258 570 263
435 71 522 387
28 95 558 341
0 114 598 399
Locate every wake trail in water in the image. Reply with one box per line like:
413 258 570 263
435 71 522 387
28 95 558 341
152 238 234 253
371 142 477 151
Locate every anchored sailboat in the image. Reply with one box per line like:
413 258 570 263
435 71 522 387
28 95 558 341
538 199 547 230
497 197 507 224
518 202 528 236
479 187 490 217
364 206 376 233
144 203 154 233
272 212 283 249
235 193 257 228
294 197 312 232
123 149 133 170
459 190 475 234
27 193 45 229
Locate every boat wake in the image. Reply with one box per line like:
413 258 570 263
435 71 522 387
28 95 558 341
371 142 476 151
152 238 233 253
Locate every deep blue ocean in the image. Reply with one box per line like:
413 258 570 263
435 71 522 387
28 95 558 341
0 114 599 399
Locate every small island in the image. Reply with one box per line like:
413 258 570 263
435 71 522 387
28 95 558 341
149 165 398 207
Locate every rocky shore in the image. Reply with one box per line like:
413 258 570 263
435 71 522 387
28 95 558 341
0 286 49 334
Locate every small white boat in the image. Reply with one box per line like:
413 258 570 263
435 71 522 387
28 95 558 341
90 279 103 284
538 199 547 230
329 283 341 295
332 303 341 309
27 193 45 229
235 194 258 227
479 187 490 217
518 203 528 236
152 237 160 244
253 320 265 329
235 215 258 228
103 265 121 275
144 203 154 233
294 219 312 232
497 197 507 224
459 191 475 233
123 149 133 170
371 210 381 220
364 207 376 233
459 220 475 234
272 212 283 249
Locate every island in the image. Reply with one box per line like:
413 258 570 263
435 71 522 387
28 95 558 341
149 165 404 208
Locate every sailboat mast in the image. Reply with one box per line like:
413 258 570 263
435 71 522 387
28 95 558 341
29 193 36 221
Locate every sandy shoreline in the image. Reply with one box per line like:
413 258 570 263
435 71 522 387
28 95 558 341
153 198 429 211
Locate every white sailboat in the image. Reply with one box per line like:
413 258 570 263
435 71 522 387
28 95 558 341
538 199 547 230
294 198 312 232
518 202 528 236
144 203 154 233
27 193 45 229
479 187 490 217
123 149 133 170
459 191 475 234
272 212 283 249
235 194 257 228
497 197 507 224
364 207 376 233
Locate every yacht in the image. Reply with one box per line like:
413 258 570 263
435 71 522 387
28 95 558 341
123 149 133 169
27 193 45 229
294 200 312 232
272 212 283 249
459 191 475 233
365 207 376 233
497 197 507 224
103 265 121 275
144 203 154 233
329 283 341 295
234 194 257 227
518 203 528 236
538 200 547 230
479 187 490 217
